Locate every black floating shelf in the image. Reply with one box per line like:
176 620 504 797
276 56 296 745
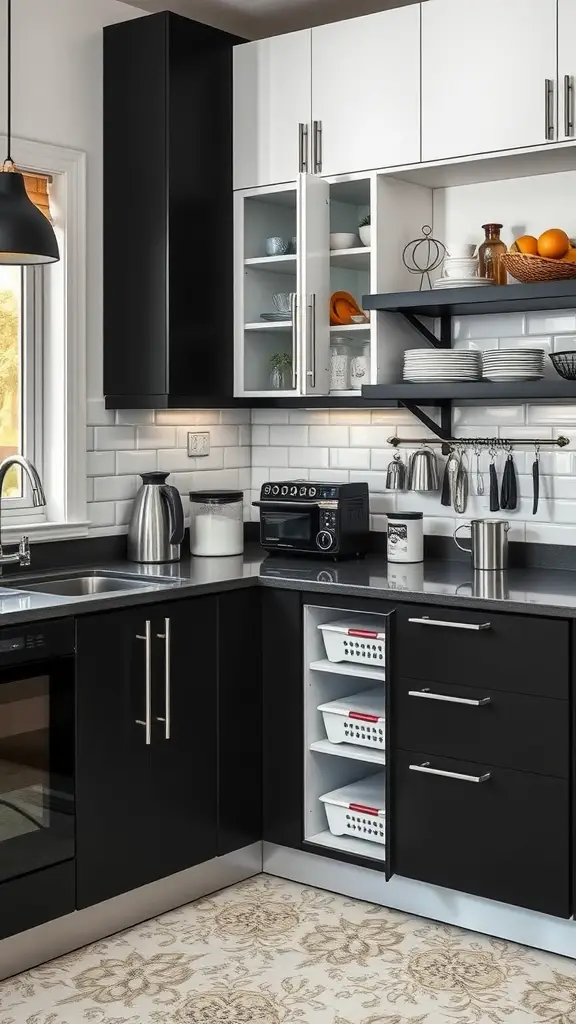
105 394 397 411
362 280 576 318
362 380 576 402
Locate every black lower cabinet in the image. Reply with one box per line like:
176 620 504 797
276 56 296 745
393 749 570 917
262 588 303 849
0 861 75 941
76 597 217 909
217 588 262 855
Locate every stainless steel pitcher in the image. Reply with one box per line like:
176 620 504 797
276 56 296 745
454 519 510 571
128 471 185 563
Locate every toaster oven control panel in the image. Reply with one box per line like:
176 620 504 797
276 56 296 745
261 483 339 501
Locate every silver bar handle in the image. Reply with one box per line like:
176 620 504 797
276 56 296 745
135 620 152 745
298 123 309 172
409 687 491 707
313 119 323 173
545 78 555 140
307 293 316 388
156 617 171 740
408 616 491 631
290 292 298 389
410 761 491 784
565 75 574 137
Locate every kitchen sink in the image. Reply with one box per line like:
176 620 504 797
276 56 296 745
11 570 179 597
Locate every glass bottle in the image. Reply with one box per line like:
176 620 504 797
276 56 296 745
479 223 507 285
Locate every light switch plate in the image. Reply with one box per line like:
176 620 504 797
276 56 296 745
188 432 210 457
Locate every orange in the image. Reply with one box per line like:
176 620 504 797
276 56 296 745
538 228 571 259
510 235 538 255
563 247 576 262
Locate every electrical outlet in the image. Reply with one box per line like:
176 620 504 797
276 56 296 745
188 432 210 457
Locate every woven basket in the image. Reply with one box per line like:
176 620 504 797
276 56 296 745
501 252 576 283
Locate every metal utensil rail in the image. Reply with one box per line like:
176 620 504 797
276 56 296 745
387 435 571 448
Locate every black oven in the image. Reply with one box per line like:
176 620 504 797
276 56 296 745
0 618 75 889
254 481 369 559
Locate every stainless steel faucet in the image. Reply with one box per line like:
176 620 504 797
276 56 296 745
0 456 47 567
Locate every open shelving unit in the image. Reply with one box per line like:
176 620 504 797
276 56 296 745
303 604 388 868
361 279 576 439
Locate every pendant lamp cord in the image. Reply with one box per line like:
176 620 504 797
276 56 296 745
5 0 11 163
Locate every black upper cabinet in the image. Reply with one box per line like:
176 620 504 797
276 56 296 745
103 13 241 409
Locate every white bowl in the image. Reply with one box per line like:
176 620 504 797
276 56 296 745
446 242 477 258
330 232 358 250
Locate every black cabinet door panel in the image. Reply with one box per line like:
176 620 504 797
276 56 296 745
396 604 569 698
395 678 569 778
394 749 570 917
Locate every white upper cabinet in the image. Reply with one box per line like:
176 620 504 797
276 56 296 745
558 0 576 142
311 7 421 178
421 0 558 163
233 31 312 191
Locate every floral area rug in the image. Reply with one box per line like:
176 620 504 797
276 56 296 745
1 873 576 1023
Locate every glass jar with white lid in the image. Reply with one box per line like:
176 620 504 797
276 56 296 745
189 490 244 557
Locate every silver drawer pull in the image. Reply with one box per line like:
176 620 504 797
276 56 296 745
408 616 491 631
135 621 152 745
410 761 491 784
409 688 491 707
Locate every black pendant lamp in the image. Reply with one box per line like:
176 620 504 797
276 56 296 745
0 0 59 264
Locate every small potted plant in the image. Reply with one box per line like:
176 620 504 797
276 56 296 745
269 351 292 389
359 215 371 247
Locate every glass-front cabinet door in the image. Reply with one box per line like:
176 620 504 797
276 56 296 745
234 175 330 397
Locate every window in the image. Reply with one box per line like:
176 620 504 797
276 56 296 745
0 264 43 520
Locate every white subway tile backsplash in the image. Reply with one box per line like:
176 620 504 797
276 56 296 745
252 409 289 424
115 409 155 426
221 409 251 424
349 470 389 494
239 424 251 446
94 475 138 502
87 398 114 427
87 501 116 528
553 334 576 352
528 309 576 335
205 425 239 447
269 425 308 446
289 410 330 424
454 313 525 340
224 446 251 468
94 426 135 451
253 445 288 467
288 447 329 468
116 450 157 475
331 448 370 470
525 523 576 545
350 426 394 448
86 479 94 503
86 428 94 452
87 451 116 477
251 426 269 446
313 469 349 484
453 405 525 428
158 448 224 473
309 425 349 447
136 426 176 449
527 404 576 426
115 500 133 526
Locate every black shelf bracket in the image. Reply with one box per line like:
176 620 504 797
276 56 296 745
401 312 452 348
400 401 453 454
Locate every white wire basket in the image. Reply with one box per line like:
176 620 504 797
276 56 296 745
318 688 385 749
318 618 386 665
320 774 385 845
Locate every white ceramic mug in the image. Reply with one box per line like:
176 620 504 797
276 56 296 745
446 242 477 258
442 257 479 279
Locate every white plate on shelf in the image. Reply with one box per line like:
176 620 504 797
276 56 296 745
433 278 493 289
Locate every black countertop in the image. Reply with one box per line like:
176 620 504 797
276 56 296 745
0 545 576 625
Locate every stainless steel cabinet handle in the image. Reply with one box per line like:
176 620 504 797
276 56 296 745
408 616 490 631
307 293 316 387
135 620 152 745
298 123 309 172
410 761 491 784
313 120 323 173
545 78 555 140
409 687 491 706
156 617 171 740
565 75 574 137
290 292 298 389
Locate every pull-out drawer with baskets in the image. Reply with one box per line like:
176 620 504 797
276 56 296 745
318 689 385 750
396 604 569 698
393 749 570 917
395 678 569 778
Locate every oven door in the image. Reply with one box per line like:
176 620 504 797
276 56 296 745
0 655 74 884
256 501 321 552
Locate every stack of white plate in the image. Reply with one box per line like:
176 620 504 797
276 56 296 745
403 349 482 382
482 349 545 381
433 276 493 290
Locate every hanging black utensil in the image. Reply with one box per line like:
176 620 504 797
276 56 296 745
532 445 540 514
489 450 500 512
440 449 453 506
500 452 517 511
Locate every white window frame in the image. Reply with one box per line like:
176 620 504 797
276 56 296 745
0 135 88 542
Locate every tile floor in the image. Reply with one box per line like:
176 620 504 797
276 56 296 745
1 874 576 1023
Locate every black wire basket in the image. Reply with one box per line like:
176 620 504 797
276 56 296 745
550 351 576 380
